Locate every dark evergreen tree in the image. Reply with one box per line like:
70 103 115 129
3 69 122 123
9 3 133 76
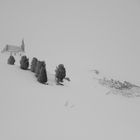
55 64 66 83
37 66 48 84
20 55 29 70
7 55 15 65
35 61 46 77
31 57 38 72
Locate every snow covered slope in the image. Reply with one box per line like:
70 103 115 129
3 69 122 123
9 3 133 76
0 53 140 140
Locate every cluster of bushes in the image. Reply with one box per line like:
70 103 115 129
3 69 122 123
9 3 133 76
31 58 47 84
99 77 135 90
7 55 67 85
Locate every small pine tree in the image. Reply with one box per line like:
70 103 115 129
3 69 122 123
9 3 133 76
7 55 15 65
35 61 46 77
31 57 38 72
20 55 29 70
37 66 48 84
55 64 66 83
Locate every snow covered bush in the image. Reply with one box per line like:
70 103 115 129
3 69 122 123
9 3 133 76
20 55 29 70
55 64 66 84
31 57 38 72
37 66 48 84
7 55 15 65
99 77 135 90
35 61 46 77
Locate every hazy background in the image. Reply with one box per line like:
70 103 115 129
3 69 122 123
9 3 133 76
0 0 140 83
0 1 140 139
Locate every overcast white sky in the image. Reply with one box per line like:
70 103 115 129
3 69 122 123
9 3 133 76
1 1 140 139
0 0 140 82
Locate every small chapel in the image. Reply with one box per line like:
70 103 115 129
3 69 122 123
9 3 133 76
1 39 25 55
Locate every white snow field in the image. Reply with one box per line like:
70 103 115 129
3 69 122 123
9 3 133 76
0 0 140 140
0 53 140 140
